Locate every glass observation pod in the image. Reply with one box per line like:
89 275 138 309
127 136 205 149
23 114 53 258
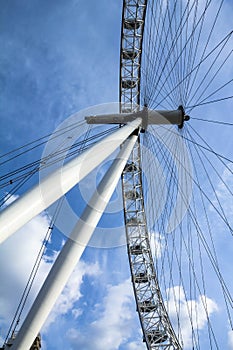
122 50 138 60
123 18 143 30
122 80 137 89
144 330 168 345
138 300 157 313
134 272 149 283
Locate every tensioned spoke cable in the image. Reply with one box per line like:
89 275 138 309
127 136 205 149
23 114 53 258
0 126 119 184
148 1 198 106
190 116 233 126
140 61 176 109
183 0 200 104
186 124 233 170
148 0 214 107
191 78 233 109
144 128 220 348
186 130 233 199
175 220 220 349
187 46 233 108
185 127 231 266
150 30 233 109
144 0 169 96
144 0 188 105
187 132 231 227
144 131 181 275
164 0 187 105
142 1 180 108
155 123 233 172
0 120 86 165
168 1 181 105
173 228 217 350
171 155 222 346
156 124 233 176
0 126 119 208
142 131 229 348
144 131 190 343
186 95 233 110
147 124 233 240
4 197 64 343
186 210 201 349
152 128 232 308
0 139 100 189
147 0 181 104
185 0 225 103
163 131 233 305
161 129 233 235
142 128 177 276
184 127 233 329
0 127 83 201
143 0 156 101
0 168 39 207
185 189 233 307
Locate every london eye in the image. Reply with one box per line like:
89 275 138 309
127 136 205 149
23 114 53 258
0 1 233 349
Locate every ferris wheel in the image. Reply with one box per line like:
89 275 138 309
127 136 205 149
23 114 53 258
119 0 233 349
0 1 232 349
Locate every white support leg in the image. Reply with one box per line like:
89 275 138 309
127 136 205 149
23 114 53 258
9 134 138 350
0 118 141 244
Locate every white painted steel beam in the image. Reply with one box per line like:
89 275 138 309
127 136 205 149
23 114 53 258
0 118 141 245
9 134 138 350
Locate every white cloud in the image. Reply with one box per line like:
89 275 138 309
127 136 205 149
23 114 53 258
166 286 218 349
124 341 145 350
43 260 101 331
0 206 56 346
66 278 143 350
228 330 233 349
0 212 51 317
71 308 83 319
0 195 102 348
215 164 233 225
149 231 164 259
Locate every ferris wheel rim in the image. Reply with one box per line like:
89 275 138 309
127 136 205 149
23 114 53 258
119 1 182 349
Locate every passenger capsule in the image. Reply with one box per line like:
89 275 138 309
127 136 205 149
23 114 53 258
135 272 149 283
126 217 138 225
124 18 142 30
122 80 137 89
139 300 157 312
130 244 144 255
124 162 138 172
144 330 168 344
125 190 140 200
122 50 137 60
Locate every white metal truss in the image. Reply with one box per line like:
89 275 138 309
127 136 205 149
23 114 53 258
120 0 147 112
120 1 182 348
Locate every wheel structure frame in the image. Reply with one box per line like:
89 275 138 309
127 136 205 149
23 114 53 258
120 1 182 349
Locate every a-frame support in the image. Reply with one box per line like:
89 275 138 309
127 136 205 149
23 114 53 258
8 132 139 350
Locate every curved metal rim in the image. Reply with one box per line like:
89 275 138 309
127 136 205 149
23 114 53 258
119 1 181 349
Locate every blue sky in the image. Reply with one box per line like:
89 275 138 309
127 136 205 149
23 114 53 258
0 1 145 349
0 0 233 349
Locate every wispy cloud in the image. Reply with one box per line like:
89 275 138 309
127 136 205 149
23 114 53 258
166 286 218 348
0 203 54 344
66 278 143 350
43 260 101 331
228 329 233 349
